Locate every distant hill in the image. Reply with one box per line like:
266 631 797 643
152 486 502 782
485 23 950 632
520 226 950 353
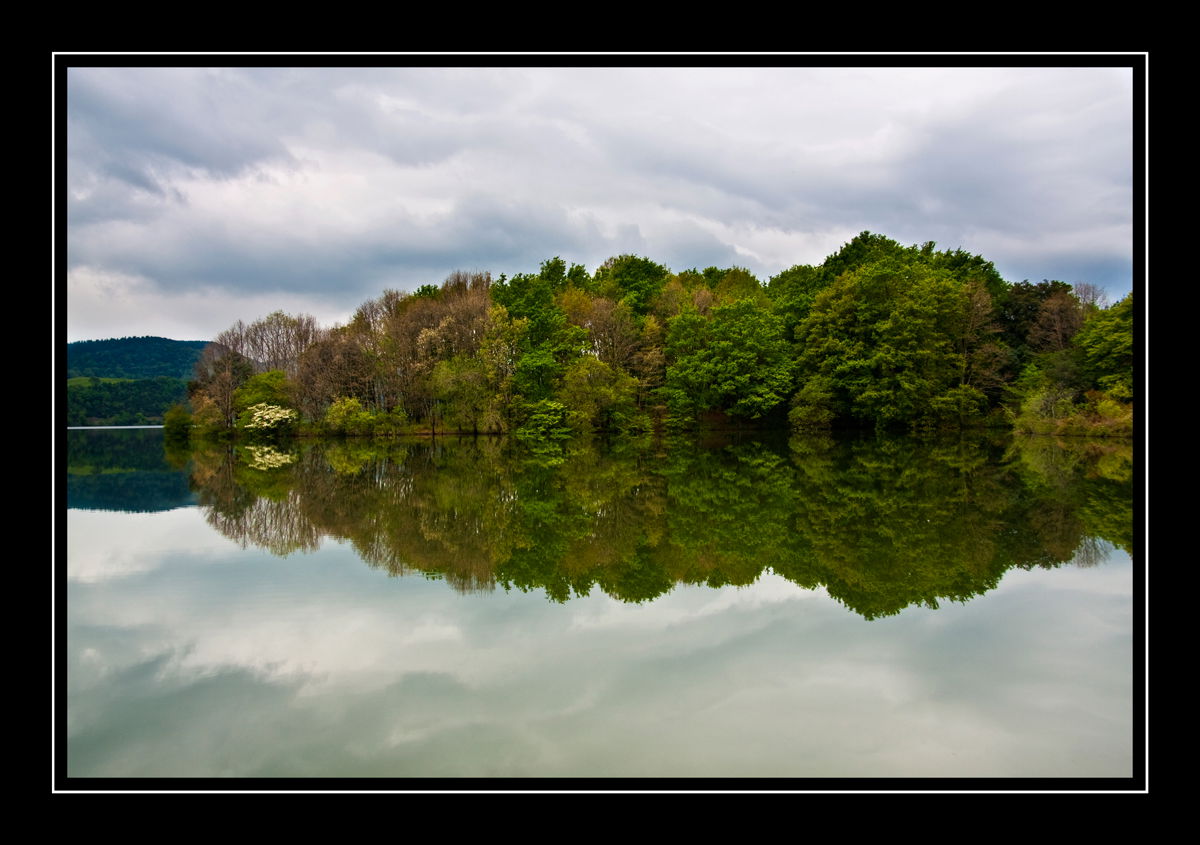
65 337 211 425
66 336 209 380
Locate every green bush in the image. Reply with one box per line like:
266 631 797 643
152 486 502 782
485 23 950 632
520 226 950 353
323 398 408 437
163 403 193 442
515 399 572 441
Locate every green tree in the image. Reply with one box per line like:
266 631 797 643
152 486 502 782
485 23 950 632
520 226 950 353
432 355 493 433
665 299 793 422
713 267 766 306
594 255 670 314
791 259 972 429
557 356 641 433
163 403 193 443
1074 293 1134 400
767 263 826 341
323 397 377 436
233 370 295 415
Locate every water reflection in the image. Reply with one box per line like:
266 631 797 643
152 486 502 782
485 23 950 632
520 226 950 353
66 428 197 512
63 429 1136 779
160 431 1133 619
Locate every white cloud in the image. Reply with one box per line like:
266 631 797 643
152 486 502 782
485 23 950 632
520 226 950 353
66 265 354 342
66 508 236 581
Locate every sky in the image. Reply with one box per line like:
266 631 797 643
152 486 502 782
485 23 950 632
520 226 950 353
60 60 1140 343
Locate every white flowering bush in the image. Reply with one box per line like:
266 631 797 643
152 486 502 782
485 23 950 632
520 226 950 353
238 403 298 439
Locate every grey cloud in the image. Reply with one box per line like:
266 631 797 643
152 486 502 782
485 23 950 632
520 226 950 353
68 68 295 188
64 65 1137 341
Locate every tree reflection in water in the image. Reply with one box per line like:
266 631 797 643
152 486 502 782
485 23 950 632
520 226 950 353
183 431 1133 619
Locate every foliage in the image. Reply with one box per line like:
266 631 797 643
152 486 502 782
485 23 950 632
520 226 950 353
174 431 1131 614
515 399 572 441
593 254 670 314
557 356 643 433
665 299 793 422
791 260 968 429
163 403 192 442
323 397 374 436
67 337 208 379
233 370 295 415
1074 293 1134 400
76 238 1131 440
66 376 189 425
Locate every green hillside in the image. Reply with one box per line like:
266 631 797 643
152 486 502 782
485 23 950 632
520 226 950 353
66 337 210 426
67 336 209 379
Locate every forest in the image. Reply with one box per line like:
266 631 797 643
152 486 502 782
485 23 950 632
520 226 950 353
66 376 189 426
172 232 1134 441
66 337 207 425
67 336 208 379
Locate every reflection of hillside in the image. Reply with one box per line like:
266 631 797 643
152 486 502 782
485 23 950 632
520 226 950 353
66 428 196 512
184 432 1134 618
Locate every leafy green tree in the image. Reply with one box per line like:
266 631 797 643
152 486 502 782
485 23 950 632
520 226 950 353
660 310 709 420
477 305 529 429
233 370 295 415
432 355 493 433
538 256 568 288
491 269 561 343
323 397 375 436
713 267 766 306
515 399 572 441
594 255 670 314
767 263 826 340
791 259 973 429
557 356 642 433
924 246 1007 301
817 231 914 286
163 403 193 443
665 299 793 422
1074 293 1134 400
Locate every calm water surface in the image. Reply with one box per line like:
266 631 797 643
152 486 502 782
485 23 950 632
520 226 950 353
62 428 1136 780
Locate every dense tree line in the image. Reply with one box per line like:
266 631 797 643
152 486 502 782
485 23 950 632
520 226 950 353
66 377 189 425
181 233 1134 440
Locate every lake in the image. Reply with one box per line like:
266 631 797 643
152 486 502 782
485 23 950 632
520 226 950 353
61 427 1138 785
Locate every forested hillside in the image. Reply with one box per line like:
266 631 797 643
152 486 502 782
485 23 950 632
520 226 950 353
67 337 208 379
66 377 190 426
66 337 206 425
171 232 1137 440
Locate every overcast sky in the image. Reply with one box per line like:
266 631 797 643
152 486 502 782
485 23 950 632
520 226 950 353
61 61 1139 343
